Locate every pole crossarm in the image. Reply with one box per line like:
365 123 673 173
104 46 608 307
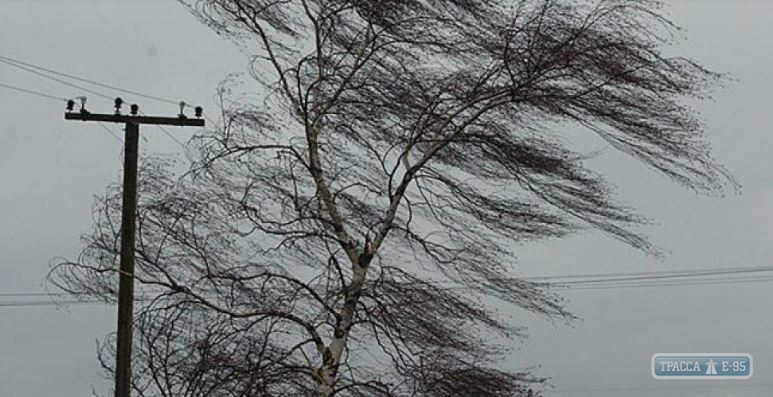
65 112 205 127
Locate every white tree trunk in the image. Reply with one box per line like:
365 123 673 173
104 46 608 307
315 261 368 396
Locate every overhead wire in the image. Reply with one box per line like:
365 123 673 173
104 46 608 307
562 275 773 291
2 57 769 397
0 292 82 297
156 124 187 149
0 56 113 100
1 79 117 145
0 81 68 102
0 54 211 148
0 80 123 143
0 300 106 307
97 122 124 143
0 56 130 144
139 110 186 149
3 265 773 307
3 56 771 301
0 296 157 308
537 265 773 291
0 290 163 298
0 55 180 105
526 264 773 281
550 266 773 285
0 54 217 125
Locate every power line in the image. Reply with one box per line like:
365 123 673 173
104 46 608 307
0 54 216 121
0 296 158 308
0 55 205 149
0 292 92 297
1 76 180 147
138 110 186 148
3 265 773 298
0 54 179 105
0 290 164 298
155 124 186 148
0 299 107 307
526 264 773 281
0 81 67 102
446 265 773 289
98 122 124 143
0 80 123 142
3 269 773 307
0 54 218 125
0 57 113 100
563 275 773 291
555 266 773 285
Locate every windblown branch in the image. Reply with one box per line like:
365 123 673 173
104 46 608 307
52 1 735 396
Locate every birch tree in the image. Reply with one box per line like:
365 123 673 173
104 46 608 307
52 0 735 396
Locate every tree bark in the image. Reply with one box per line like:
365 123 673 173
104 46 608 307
315 253 370 396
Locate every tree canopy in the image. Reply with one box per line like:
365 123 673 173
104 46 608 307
52 1 735 396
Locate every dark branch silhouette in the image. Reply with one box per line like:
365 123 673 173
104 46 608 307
51 1 736 396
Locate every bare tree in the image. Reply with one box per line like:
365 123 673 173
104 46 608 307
51 1 736 396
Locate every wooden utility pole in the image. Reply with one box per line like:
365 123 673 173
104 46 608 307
65 98 204 397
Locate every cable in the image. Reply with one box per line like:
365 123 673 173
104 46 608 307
0 79 122 143
0 57 113 100
0 81 68 102
3 272 773 307
0 80 125 147
564 275 773 291
0 296 157 308
0 54 218 127
137 110 186 148
0 300 107 307
438 266 773 290
0 55 203 149
526 264 773 281
5 265 773 299
0 55 179 105
97 122 124 143
156 125 186 148
0 54 213 120
2 63 185 148
556 266 773 285
0 292 88 297
0 290 165 298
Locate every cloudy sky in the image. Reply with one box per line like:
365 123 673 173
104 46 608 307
1 1 771 396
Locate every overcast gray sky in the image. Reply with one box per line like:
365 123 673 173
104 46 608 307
1 1 772 396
